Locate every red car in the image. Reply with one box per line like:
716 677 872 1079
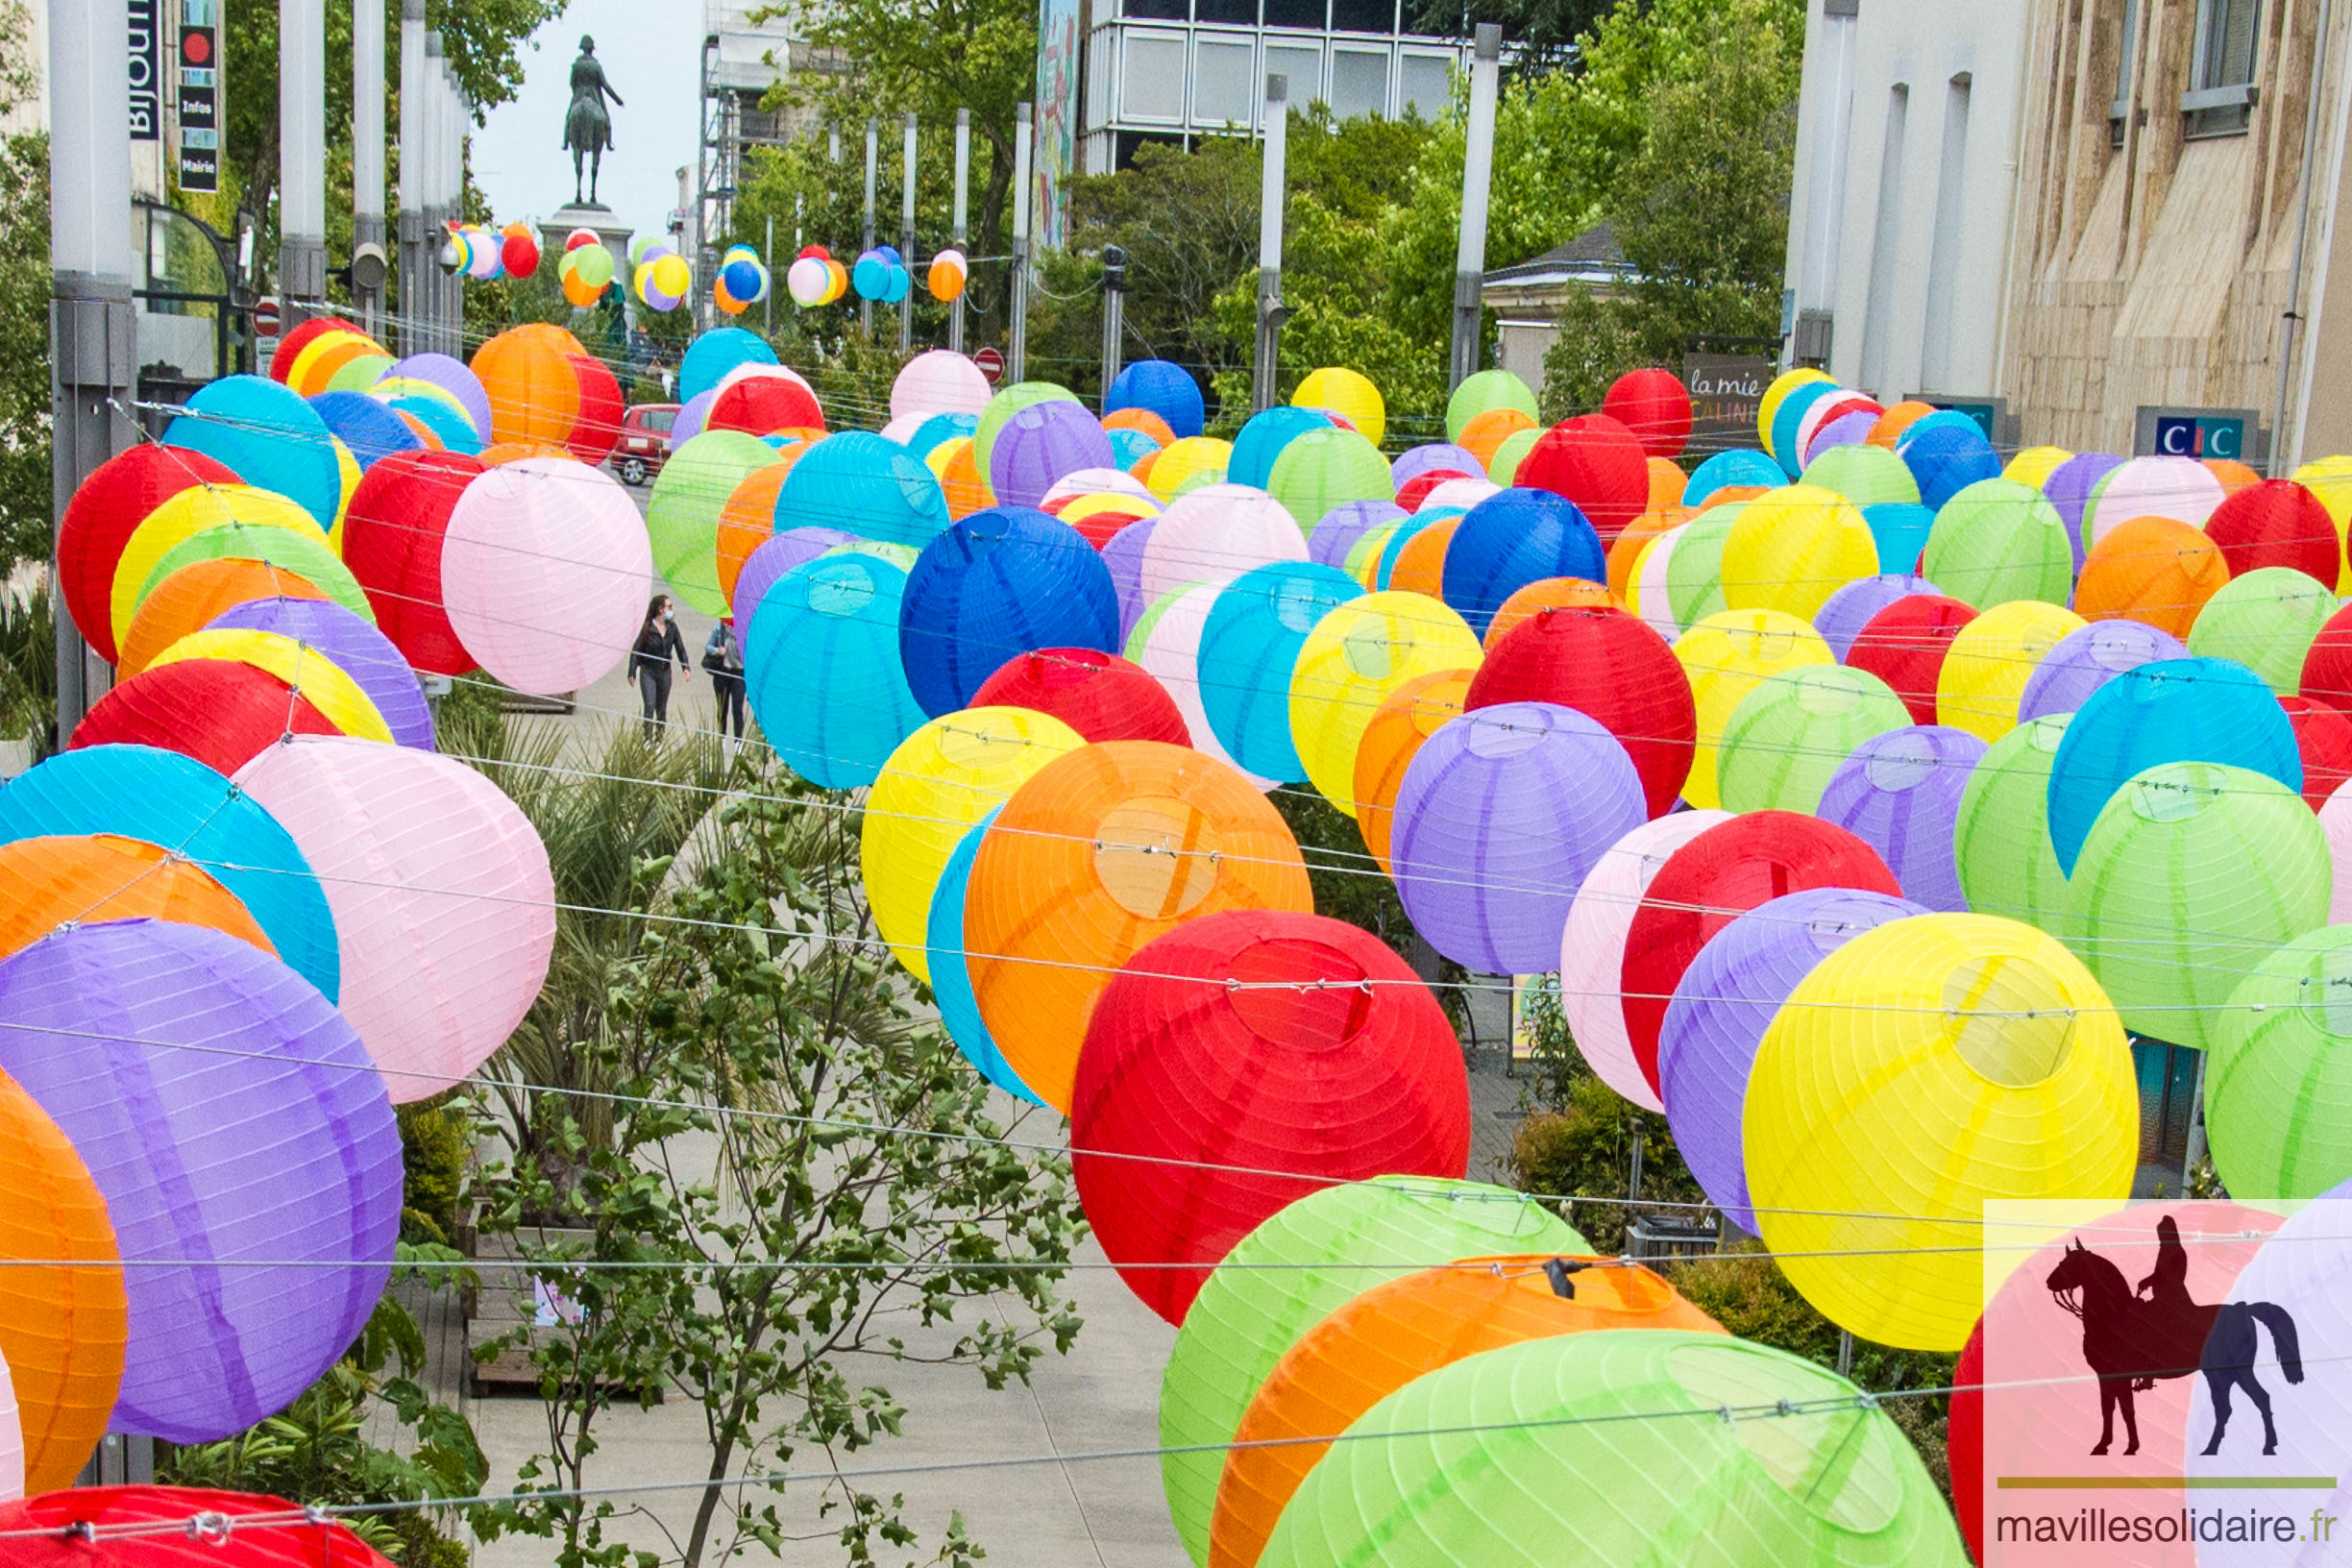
612 403 680 485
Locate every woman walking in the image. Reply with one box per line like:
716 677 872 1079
629 595 690 739
704 616 747 760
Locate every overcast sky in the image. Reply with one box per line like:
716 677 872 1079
469 0 704 242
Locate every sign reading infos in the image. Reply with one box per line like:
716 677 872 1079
174 0 221 195
128 0 162 141
1683 355 1770 450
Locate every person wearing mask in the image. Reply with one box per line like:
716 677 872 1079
703 615 747 759
629 594 690 738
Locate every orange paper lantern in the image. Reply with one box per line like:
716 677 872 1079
1353 668 1476 872
2076 513 2232 637
1484 576 1617 648
714 453 809 605
964 742 1312 1112
1384 516 1461 599
2205 456 2263 496
472 328 583 449
0 835 275 965
1209 1254 1724 1568
114 558 329 677
1104 407 1177 447
1645 456 1686 511
1458 406 1538 472
1869 401 1937 449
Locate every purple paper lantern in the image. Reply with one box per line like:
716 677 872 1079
669 387 721 448
2017 620 2190 722
2042 453 2125 570
1816 725 1988 912
1657 888 1927 1234
990 400 1115 509
0 919 402 1442
1802 409 1880 466
1389 701 1647 974
1309 500 1405 568
383 352 491 442
733 527 857 627
1102 516 1162 644
1391 444 1483 489
1813 575 1941 661
206 597 436 750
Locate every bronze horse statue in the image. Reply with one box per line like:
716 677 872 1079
2045 1218 2302 1458
562 36 624 208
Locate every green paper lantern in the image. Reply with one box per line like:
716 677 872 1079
974 380 1082 475
1918 478 2072 611
1158 1175 1586 1566
135 521 378 632
1489 428 1541 485
2062 760 2332 1051
1259 1329 1970 1568
1717 664 1912 814
1266 427 1394 532
1666 502 1747 629
647 429 782 615
2186 566 2341 696
1800 443 1921 508
1445 368 1539 442
1953 712 2073 932
2207 926 2352 1198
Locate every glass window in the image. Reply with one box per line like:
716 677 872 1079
1264 39 1325 107
1331 0 1396 32
1123 31 1188 121
1330 48 1390 117
1263 0 1326 28
2112 0 2137 113
1195 0 1257 22
646 409 676 431
1193 37 1257 126
1398 50 1453 117
2195 0 2260 87
1123 0 1190 19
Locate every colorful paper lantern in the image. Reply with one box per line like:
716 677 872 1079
1748 913 2136 1349
0 833 274 968
105 483 323 650
1458 407 1538 475
1266 427 1392 532
230 738 552 1101
646 430 781 617
1158 1176 1587 1565
70 658 351 776
1072 910 1468 1324
1196 563 1364 781
442 455 652 695
778 430 952 551
337 450 485 676
1801 441 1921 508
1145 435 1233 501
1950 713 2072 931
1438 487 1606 640
2187 565 2340 696
1681 450 1782 508
861 707 1085 981
0 920 399 1439
470 325 586 449
0 1485 398 1567
113 555 329 677
160 375 342 532
1460 605 1691 817
987 399 1115 509
968 647 1189 745
1919 478 2073 610
1289 365 1384 447
2203 926 2352 1198
1287 592 1482 817
1482 575 1617 646
1933 598 2086 743
1390 703 1646 973
1660 501 1742 628
964 742 1311 1112
2088 453 2227 545
890 350 992 422
1716 663 1910 814
1107 360 1207 441
2015 620 2186 722
1443 369 1537 442
2205 478 2340 584
1600 367 1692 457
899 506 1120 716
1815 725 1987 911
2075 513 2230 636
1845 592 1979 725
1514 414 1650 542
922 808 1041 1103
745 552 927 787
1672 609 1833 810
2064 760 2329 1052
57 446 243 663
1899 422 2003 511
1354 669 1476 870
1139 484 1311 609
205 598 433 751
1811 574 1939 661
2287 693 2352 809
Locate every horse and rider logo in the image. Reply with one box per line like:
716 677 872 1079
2046 1214 2304 1458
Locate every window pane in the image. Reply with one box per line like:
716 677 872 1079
1123 32 1188 120
1332 0 1395 31
1331 48 1389 116
1195 0 1257 22
1124 0 1190 18
1193 37 1257 126
1263 0 1326 29
2114 0 2136 108
2215 0 2259 85
1264 40 1325 106
1398 51 1453 117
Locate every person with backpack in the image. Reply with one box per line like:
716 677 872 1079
704 616 747 759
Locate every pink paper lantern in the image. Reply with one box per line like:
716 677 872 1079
442 455 653 695
1139 484 1309 607
891 350 992 422
233 737 555 1101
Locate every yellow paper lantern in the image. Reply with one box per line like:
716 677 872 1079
2003 445 2074 488
1746 913 2137 1350
2293 455 2352 593
1147 437 1234 502
147 628 396 743
1934 599 2087 744
1291 366 1385 449
1757 368 1835 453
1718 483 1877 620
109 483 324 649
1288 591 1482 818
1671 608 1832 810
860 706 1086 983
329 435 361 550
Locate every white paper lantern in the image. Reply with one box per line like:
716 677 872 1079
442 455 653 695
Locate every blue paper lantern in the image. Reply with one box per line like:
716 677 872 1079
678 327 778 403
1440 487 1606 639
721 257 766 302
1682 449 1784 507
1106 427 1162 470
2046 656 2302 874
1768 381 1840 477
907 411 978 458
898 506 1121 717
0 744 340 1000
1228 406 1334 491
307 391 424 472
1901 423 2003 510
745 552 927 787
1198 561 1365 781
1862 502 1937 575
162 375 341 532
1105 358 1207 440
775 430 952 551
882 263 911 304
1896 408 1988 449
925 809 1045 1104
383 393 482 454
852 252 892 300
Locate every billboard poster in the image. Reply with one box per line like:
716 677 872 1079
1033 0 1083 249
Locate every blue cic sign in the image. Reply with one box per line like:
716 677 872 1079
2136 405 2266 463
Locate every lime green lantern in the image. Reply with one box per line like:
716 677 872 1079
1717 665 1911 814
2205 927 2352 1198
2186 566 2341 696
1266 427 1394 532
1665 502 1744 628
1801 442 1922 508
1919 478 2073 611
1953 713 2073 932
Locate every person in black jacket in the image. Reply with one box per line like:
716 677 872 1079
628 594 690 738
703 616 747 758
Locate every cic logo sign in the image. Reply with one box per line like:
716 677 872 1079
2136 405 2265 464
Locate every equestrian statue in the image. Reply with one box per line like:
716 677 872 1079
562 36 624 208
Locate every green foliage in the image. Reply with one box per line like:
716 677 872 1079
1540 0 1803 413
0 579 55 749
0 2 48 574
470 768 1085 1568
1406 0 1617 76
399 1098 471 1247
1508 1071 1702 1255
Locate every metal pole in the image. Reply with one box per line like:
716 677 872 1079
2271 0 2335 473
1012 102 1033 383
397 0 427 353
48 0 137 744
1448 24 1502 390
280 0 329 329
696 36 715 335
764 214 775 336
950 109 970 353
353 0 388 334
422 30 443 355
1100 245 1127 403
1252 75 1289 414
861 118 878 336
900 112 917 355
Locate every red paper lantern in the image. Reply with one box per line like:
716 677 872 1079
1845 592 1980 723
1067 507 1147 550
502 232 542 280
1070 909 1471 1325
58 445 242 662
2301 601 2352 715
1601 368 1694 458
1513 413 1651 542
340 449 484 675
564 354 625 467
1463 605 1695 817
1619 811 1901 1092
2204 478 2340 585
0 1485 395 1567
1949 1320 1986 1565
71 659 346 775
2282 694 2352 810
969 647 1189 744
1396 468 1473 513
265 319 344 383
706 375 826 438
